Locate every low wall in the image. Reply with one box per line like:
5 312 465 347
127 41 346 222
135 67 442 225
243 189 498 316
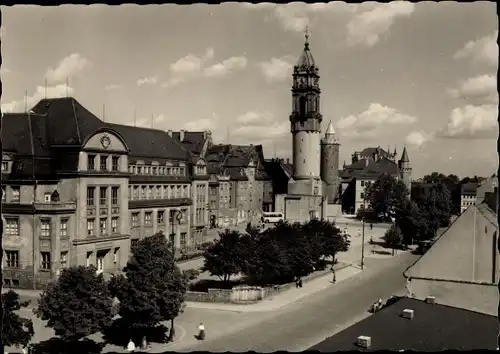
185 263 350 304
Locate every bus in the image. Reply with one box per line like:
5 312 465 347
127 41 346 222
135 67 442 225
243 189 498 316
261 212 284 224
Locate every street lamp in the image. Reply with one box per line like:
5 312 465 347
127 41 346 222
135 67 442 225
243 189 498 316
168 209 183 342
361 196 366 270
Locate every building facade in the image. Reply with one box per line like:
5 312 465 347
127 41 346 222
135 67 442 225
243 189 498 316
460 183 478 213
320 121 340 204
1 97 205 289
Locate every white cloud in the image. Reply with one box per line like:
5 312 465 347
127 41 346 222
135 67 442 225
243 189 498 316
347 2 415 47
1 84 74 113
233 111 288 142
439 104 498 139
183 112 219 131
105 84 121 91
203 56 248 78
453 31 498 67
134 113 167 129
45 53 92 83
170 47 214 75
447 74 497 102
405 130 434 148
137 76 158 86
336 103 417 138
257 56 294 83
161 77 186 89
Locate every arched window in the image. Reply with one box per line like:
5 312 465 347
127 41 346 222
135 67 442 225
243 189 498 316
299 96 307 116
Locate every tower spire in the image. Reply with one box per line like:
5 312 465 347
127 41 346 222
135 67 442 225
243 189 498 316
305 26 310 47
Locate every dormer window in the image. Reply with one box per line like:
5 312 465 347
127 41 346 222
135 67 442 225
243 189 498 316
88 155 96 171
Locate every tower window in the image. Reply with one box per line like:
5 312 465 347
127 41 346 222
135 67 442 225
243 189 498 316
299 97 307 116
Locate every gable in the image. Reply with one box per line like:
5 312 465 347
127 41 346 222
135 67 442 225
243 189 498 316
406 205 499 284
83 131 127 152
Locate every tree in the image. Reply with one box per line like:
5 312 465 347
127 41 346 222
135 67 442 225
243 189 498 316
109 233 187 340
383 224 403 256
34 265 113 342
202 229 245 283
2 290 34 348
367 174 409 219
301 219 350 264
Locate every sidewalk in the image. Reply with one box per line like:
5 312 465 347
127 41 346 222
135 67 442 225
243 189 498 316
185 264 361 313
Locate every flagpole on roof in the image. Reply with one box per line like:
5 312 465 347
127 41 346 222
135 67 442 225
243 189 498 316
44 78 47 99
24 90 28 113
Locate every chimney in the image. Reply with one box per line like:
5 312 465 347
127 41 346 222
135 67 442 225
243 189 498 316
180 130 186 142
286 158 290 164
425 296 436 304
401 309 414 320
167 130 173 137
357 336 371 348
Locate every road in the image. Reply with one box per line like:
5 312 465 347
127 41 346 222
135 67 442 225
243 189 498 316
174 252 419 352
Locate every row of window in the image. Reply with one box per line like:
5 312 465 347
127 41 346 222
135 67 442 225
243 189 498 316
130 209 188 228
128 164 186 176
87 216 119 236
5 250 57 270
88 155 120 172
129 184 189 200
87 186 120 206
4 217 68 237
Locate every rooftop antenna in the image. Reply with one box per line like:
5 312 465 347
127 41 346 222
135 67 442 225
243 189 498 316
151 114 154 129
44 78 47 99
102 103 106 122
24 90 28 113
133 108 137 127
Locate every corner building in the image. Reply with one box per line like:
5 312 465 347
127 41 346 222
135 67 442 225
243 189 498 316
1 97 206 289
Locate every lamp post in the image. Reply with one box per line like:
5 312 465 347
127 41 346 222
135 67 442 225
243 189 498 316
361 196 366 270
168 209 183 342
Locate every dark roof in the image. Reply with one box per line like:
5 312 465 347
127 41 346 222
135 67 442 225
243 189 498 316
107 123 187 161
357 147 390 159
296 40 316 67
309 297 497 351
171 131 208 155
461 182 478 195
400 146 409 162
341 158 398 180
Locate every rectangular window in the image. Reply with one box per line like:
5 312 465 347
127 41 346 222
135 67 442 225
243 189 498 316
60 251 68 268
100 218 107 235
87 187 95 206
131 239 139 250
111 217 118 234
157 211 165 224
5 218 19 236
41 219 51 237
88 155 96 170
11 186 20 202
144 212 153 226
112 187 119 205
180 232 187 249
44 193 52 202
140 186 146 199
60 218 68 237
5 250 19 268
87 218 95 237
100 187 108 206
360 192 365 199
361 180 365 187
1 161 8 172
100 156 108 171
131 213 139 227
112 156 119 171
41 252 51 270
96 252 105 273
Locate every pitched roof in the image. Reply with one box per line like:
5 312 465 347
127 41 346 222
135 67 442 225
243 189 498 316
341 158 398 180
171 131 208 155
405 204 498 284
309 297 498 351
400 146 409 162
461 182 478 195
206 144 269 180
296 38 316 67
357 147 390 159
107 123 187 161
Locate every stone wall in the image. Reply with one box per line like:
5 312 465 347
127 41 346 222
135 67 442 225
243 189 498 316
185 263 349 304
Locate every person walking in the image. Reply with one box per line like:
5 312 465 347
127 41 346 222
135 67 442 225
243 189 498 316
127 339 136 352
331 266 336 284
370 223 373 230
198 322 206 340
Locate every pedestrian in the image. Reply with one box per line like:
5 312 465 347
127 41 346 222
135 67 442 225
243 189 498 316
127 339 136 352
298 278 303 288
370 223 373 230
141 336 147 350
198 322 206 340
295 277 300 288
331 266 336 283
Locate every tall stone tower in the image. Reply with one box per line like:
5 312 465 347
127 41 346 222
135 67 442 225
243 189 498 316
288 29 323 196
398 146 412 195
321 121 340 203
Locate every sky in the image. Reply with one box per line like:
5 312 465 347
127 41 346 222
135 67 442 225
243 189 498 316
1 2 498 178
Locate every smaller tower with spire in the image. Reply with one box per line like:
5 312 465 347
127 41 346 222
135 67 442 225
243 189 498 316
321 121 341 203
398 145 412 195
